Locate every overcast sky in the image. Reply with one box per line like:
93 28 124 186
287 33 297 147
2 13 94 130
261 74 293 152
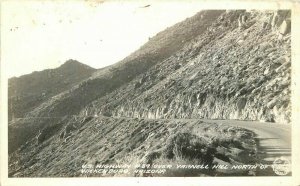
1 1 205 78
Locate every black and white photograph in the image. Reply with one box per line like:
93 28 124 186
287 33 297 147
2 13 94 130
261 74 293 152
1 0 299 185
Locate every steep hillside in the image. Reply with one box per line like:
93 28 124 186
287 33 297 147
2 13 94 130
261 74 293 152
8 59 96 120
8 10 224 153
8 10 291 177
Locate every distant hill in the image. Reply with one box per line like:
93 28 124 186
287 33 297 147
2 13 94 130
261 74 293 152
8 59 96 121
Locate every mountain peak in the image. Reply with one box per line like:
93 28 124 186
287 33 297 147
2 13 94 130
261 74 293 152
58 59 95 72
60 59 86 67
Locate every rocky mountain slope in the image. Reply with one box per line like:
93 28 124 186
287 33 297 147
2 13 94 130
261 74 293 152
86 10 291 124
8 10 291 177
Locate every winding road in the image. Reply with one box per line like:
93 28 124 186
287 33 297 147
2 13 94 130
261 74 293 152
201 119 291 176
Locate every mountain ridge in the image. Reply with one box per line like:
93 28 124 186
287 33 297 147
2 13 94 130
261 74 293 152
9 59 94 80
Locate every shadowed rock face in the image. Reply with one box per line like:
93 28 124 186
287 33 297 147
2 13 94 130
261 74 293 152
8 10 291 177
